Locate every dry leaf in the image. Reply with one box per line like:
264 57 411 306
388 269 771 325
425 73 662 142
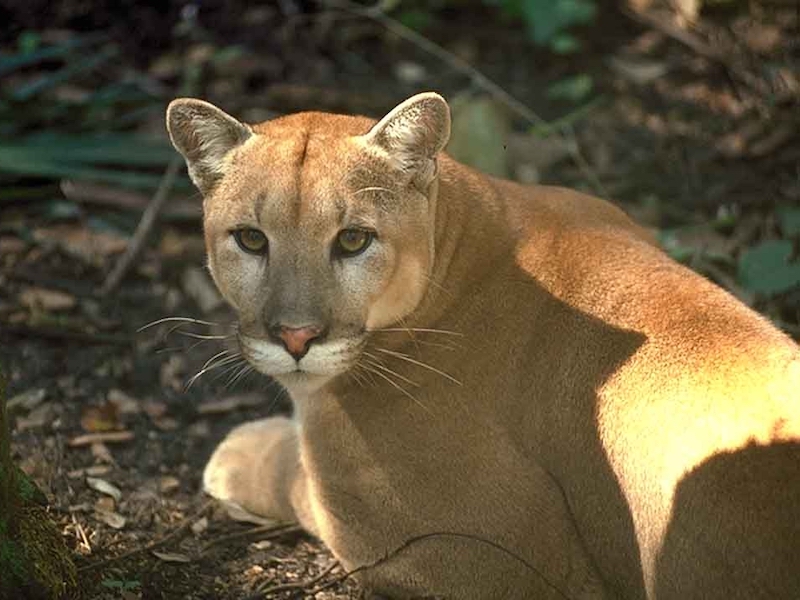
86 477 122 501
95 510 126 530
608 56 668 85
107 389 142 414
91 442 115 464
94 496 116 513
19 287 77 311
159 476 180 494
152 416 179 431
249 540 272 551
151 550 192 563
182 266 224 314
7 388 47 412
142 400 168 419
68 465 112 479
68 431 134 447
191 516 209 536
32 225 128 263
160 355 187 392
0 236 27 254
80 400 122 432
15 403 54 431
198 393 262 415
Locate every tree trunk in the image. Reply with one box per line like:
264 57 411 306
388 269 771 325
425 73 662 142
0 366 78 600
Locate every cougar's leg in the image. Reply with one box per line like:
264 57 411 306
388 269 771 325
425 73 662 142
203 416 317 534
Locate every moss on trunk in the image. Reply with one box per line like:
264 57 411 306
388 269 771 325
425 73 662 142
0 367 77 600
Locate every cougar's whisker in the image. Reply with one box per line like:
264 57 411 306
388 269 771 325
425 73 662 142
375 348 462 386
137 316 222 332
360 363 431 414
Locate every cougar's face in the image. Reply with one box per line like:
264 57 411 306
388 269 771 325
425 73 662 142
202 120 434 391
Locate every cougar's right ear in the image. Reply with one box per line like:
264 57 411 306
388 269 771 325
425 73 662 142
166 98 252 195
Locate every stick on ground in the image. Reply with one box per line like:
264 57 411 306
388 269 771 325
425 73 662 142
100 156 183 296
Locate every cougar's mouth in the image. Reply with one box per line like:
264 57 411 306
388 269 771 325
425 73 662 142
238 333 362 383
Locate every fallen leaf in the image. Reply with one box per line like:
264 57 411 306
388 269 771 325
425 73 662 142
81 400 122 432
68 431 135 447
32 225 128 264
19 287 76 311
86 477 122 501
107 389 142 414
95 510 126 530
160 355 187 392
249 540 272 551
94 496 116 513
608 56 668 85
15 403 54 431
151 551 192 563
191 516 209 536
182 267 224 314
0 236 27 254
142 400 168 419
152 416 180 431
197 393 263 415
159 476 180 494
91 442 115 464
86 465 112 476
7 387 46 412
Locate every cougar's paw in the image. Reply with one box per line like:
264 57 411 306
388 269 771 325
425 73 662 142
203 416 297 525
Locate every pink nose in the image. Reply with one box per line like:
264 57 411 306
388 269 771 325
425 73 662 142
277 326 322 360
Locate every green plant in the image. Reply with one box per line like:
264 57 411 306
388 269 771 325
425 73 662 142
485 0 597 53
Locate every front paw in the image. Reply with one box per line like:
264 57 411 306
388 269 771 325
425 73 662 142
203 416 298 524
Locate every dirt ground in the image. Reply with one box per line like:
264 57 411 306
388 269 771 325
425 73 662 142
0 2 798 599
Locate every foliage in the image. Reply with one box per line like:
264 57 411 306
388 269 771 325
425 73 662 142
737 207 800 296
485 0 597 53
0 31 185 196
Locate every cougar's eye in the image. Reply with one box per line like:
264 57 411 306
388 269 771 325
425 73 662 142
335 229 373 257
233 228 268 255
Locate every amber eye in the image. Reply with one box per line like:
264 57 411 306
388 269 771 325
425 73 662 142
335 229 373 257
233 228 268 255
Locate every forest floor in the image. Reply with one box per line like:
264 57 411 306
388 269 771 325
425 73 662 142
0 2 798 599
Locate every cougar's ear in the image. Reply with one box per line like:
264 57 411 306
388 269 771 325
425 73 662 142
363 92 451 188
166 98 252 194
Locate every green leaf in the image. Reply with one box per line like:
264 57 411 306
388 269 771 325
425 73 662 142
738 240 800 295
17 132 177 167
12 45 119 101
0 144 180 190
547 74 593 102
777 206 800 236
0 33 107 77
550 33 581 54
520 0 596 45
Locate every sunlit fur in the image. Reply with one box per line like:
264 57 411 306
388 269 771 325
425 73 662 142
168 94 800 600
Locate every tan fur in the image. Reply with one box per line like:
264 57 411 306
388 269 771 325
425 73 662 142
167 93 800 599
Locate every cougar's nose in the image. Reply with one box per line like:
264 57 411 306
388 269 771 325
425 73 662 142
268 324 324 361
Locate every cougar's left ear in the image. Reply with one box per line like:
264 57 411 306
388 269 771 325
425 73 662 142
166 98 252 195
363 92 451 189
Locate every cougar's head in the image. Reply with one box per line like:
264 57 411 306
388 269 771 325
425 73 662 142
166 93 451 391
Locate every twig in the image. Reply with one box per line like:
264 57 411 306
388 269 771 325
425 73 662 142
327 0 607 197
330 0 548 128
247 559 340 599
77 499 215 572
100 156 182 296
199 522 301 555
